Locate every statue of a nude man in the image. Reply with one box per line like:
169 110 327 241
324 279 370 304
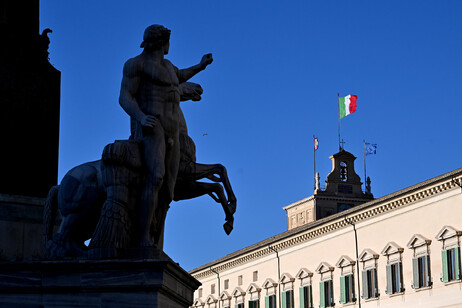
119 25 213 248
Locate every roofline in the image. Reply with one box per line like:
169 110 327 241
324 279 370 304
189 167 462 275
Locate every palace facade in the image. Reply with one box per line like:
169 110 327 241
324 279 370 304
189 150 462 308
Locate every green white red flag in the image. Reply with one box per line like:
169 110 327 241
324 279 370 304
339 95 357 119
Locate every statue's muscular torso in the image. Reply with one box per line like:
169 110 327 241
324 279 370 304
131 55 181 136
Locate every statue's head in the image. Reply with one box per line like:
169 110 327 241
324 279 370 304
140 24 171 50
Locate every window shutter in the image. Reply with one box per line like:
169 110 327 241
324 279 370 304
397 262 404 292
442 249 449 283
281 291 287 308
339 276 346 304
265 296 270 308
372 268 379 297
350 274 355 300
361 270 368 299
307 285 313 308
425 255 432 286
455 247 461 280
386 264 392 294
299 287 305 308
319 282 325 308
328 280 334 306
412 257 419 289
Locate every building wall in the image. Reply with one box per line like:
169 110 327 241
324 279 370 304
191 170 462 308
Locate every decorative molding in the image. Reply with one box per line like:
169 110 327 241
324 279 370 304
336 255 356 268
296 268 313 279
231 287 246 298
381 242 404 256
316 262 334 274
206 295 218 304
359 249 379 262
436 225 462 241
192 298 205 307
246 283 261 294
279 273 295 284
191 171 462 280
406 234 432 249
219 291 232 301
262 278 278 289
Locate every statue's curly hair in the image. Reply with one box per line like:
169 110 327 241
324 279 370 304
140 24 171 49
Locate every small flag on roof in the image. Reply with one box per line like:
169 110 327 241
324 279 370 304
365 142 377 155
339 94 357 119
314 137 319 150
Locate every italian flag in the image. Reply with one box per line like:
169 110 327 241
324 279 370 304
339 94 358 119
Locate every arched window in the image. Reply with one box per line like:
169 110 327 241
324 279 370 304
340 162 348 182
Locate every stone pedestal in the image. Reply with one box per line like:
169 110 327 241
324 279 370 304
0 258 200 308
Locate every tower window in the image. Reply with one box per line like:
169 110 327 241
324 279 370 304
340 162 348 181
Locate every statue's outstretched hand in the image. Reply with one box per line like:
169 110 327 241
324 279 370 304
200 53 213 68
140 114 158 127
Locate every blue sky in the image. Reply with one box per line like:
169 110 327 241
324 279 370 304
41 1 462 270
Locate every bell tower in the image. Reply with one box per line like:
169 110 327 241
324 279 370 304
284 149 374 231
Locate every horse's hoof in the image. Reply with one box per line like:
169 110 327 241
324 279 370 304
223 221 233 235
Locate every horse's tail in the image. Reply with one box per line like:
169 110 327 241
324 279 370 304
43 185 60 247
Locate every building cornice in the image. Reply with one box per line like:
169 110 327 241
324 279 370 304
190 168 462 279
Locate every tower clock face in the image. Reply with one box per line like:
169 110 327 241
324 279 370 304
338 204 352 212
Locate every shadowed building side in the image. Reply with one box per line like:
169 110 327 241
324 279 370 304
0 0 60 198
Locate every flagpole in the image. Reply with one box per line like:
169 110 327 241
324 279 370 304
313 135 316 191
338 93 341 151
363 140 367 191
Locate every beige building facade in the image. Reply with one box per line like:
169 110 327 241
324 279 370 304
190 152 462 308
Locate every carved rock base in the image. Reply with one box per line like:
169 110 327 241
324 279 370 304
0 258 200 308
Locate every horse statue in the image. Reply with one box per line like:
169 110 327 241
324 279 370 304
43 82 236 259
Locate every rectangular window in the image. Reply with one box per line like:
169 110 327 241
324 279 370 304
319 280 334 308
281 289 294 308
339 274 355 304
442 247 461 282
224 279 229 290
361 268 378 299
211 283 215 294
412 255 432 288
248 300 260 308
264 294 276 308
198 288 202 298
238 275 243 286
235 304 244 308
253 271 258 282
386 262 404 294
299 285 313 308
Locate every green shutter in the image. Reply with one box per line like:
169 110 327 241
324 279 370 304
412 257 419 288
319 282 325 308
339 276 346 304
442 249 449 283
299 287 305 308
455 247 461 280
249 301 254 308
386 264 392 294
281 291 287 308
265 296 270 308
361 270 368 299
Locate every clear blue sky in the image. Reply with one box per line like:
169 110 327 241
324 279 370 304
41 1 462 270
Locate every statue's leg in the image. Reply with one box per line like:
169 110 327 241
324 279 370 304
153 132 180 248
139 126 166 247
